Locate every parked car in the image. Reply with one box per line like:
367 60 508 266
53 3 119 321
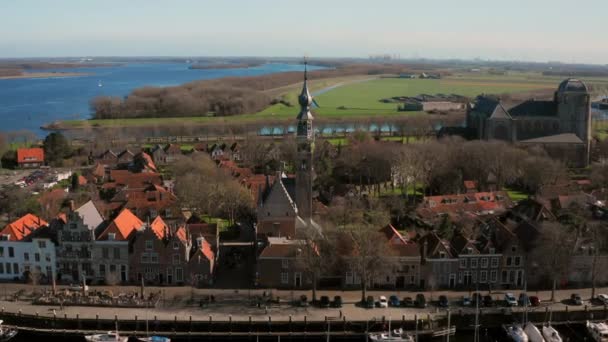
298 295 309 307
389 295 400 307
365 296 375 308
505 293 518 307
483 295 493 307
597 294 608 305
438 295 449 308
461 296 472 306
69 284 89 292
401 297 414 307
530 296 540 307
332 296 343 308
571 293 583 306
319 296 331 308
518 293 530 307
378 296 388 308
415 294 427 308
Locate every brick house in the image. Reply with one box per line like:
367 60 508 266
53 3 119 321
372 225 421 289
418 232 459 289
93 208 144 284
451 231 502 289
16 148 44 168
256 237 308 288
57 201 104 282
130 216 215 286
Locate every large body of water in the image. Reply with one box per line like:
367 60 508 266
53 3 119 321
0 62 319 135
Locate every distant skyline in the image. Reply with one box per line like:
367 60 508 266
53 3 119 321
1 0 607 64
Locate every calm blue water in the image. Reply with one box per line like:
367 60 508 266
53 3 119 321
0 62 322 135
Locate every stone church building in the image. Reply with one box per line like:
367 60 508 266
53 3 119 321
256 63 321 238
467 78 591 167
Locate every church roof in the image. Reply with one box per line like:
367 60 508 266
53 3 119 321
558 78 588 93
296 61 315 121
518 133 584 144
489 103 512 120
472 96 500 116
508 100 557 117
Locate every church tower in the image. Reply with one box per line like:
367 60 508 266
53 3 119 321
295 61 314 222
555 78 591 164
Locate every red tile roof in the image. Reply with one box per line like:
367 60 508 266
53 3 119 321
140 152 157 171
98 208 143 241
109 170 162 189
78 175 88 186
17 148 44 164
199 237 214 262
150 216 168 239
417 191 513 221
0 214 48 241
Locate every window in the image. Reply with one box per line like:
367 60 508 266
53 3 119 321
8 247 14 258
345 271 355 285
514 256 521 266
38 241 46 249
458 272 463 283
506 257 512 266
69 223 77 229
282 259 289 269
113 248 120 259
141 253 149 263
24 253 29 261
175 268 183 282
491 257 499 268
460 259 467 269
470 258 478 269
489 248 496 254
490 270 497 283
472 271 477 283
172 254 180 265
108 233 116 241
481 258 488 268
34 253 40 262
99 264 106 278
5 263 11 274
439 251 446 259
145 240 153 251
281 272 289 284
45 254 51 262
0 263 4 274
12 264 18 274
109 264 116 273
511 246 517 253
150 253 159 263
480 271 487 283
0 247 3 257
173 242 179 250
102 248 109 259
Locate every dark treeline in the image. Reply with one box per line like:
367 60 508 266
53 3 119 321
90 63 428 119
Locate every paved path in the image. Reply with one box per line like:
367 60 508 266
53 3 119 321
0 284 606 322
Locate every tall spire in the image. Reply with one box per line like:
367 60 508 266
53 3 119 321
297 58 314 120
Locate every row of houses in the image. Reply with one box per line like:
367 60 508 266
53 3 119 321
0 202 217 286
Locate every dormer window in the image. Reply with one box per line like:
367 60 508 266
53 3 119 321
173 241 179 250
108 233 116 241
489 248 496 254
439 251 446 259
511 246 517 253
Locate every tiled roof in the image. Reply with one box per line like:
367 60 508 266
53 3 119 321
508 100 556 117
97 208 143 240
198 237 214 262
109 170 162 189
1 214 48 241
75 200 104 231
139 152 157 171
519 133 584 144
150 216 169 239
17 148 44 164
379 224 408 244
259 237 305 258
417 191 513 220
164 144 182 154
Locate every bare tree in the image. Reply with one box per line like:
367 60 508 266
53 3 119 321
530 222 576 302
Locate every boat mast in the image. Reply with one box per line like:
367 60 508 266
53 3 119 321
473 285 480 342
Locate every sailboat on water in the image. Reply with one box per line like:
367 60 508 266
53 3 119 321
368 317 414 342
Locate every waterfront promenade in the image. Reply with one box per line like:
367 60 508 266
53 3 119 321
0 284 605 322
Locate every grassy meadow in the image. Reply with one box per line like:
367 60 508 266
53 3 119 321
58 71 608 129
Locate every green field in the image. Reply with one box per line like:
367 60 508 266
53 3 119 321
58 71 608 129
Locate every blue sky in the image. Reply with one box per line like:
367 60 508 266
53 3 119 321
1 0 606 64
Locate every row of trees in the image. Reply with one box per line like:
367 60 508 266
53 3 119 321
90 63 417 119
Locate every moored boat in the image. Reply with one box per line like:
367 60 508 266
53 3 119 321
136 336 171 342
84 331 128 342
0 320 17 342
586 321 608 342
505 324 529 342
541 325 562 342
523 322 545 342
